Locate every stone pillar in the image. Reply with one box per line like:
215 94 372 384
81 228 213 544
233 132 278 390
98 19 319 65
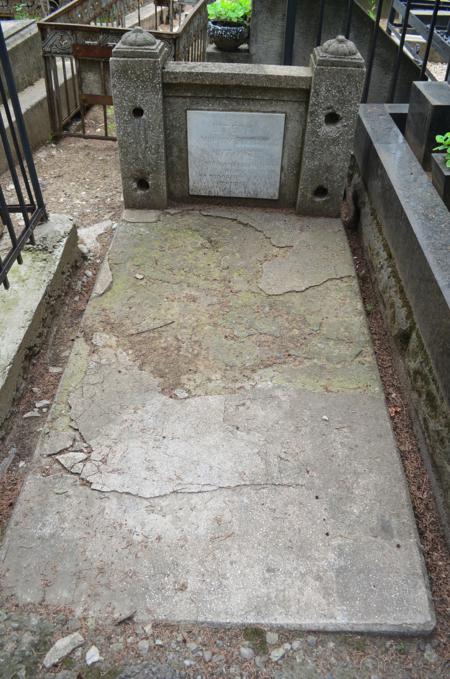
296 36 365 217
250 0 287 65
111 27 170 210
405 81 450 171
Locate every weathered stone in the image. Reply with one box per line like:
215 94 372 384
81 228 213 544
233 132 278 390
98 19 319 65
270 646 286 662
111 28 169 210
85 645 102 665
297 36 365 217
240 646 255 660
162 62 310 208
43 632 84 668
137 640 150 656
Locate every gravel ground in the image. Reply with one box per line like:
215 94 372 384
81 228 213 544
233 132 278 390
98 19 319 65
0 135 449 678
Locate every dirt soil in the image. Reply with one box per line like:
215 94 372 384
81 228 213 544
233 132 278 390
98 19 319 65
0 136 449 679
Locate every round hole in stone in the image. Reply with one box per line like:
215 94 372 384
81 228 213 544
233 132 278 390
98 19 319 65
325 111 341 126
136 178 150 191
132 106 144 118
313 185 328 200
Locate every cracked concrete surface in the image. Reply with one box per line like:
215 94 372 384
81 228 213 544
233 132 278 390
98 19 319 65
0 209 434 632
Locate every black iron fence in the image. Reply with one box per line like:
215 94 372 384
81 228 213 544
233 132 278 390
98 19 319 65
284 0 450 102
0 23 47 290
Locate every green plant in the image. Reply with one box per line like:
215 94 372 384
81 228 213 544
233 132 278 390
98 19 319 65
14 2 39 20
14 3 31 19
207 0 251 23
433 132 450 168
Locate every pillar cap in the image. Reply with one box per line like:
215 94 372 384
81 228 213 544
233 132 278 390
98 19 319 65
313 34 364 69
113 26 169 60
322 35 358 57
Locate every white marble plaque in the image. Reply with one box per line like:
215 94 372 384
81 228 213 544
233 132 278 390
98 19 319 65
187 110 285 199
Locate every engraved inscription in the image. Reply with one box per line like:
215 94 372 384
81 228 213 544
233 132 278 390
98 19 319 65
187 111 285 200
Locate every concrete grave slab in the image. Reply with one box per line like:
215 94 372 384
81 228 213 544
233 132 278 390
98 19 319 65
0 209 434 633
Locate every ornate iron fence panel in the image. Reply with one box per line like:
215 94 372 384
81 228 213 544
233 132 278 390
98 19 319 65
38 0 208 140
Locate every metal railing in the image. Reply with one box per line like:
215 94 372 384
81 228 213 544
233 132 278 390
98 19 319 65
387 1 450 80
0 23 47 290
284 0 450 102
38 0 208 140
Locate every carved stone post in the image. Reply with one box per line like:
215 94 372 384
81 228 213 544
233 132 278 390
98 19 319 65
297 36 365 217
111 27 169 210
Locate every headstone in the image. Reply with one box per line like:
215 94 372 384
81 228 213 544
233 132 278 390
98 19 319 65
187 110 285 200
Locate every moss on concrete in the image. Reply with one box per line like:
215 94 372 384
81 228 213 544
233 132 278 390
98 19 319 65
83 211 379 397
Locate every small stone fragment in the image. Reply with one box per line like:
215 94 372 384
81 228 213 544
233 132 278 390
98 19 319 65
187 642 198 651
143 623 153 636
307 635 317 647
184 660 195 667
35 400 51 409
255 655 267 669
174 388 189 399
23 410 40 419
85 645 102 665
154 638 164 646
266 631 279 645
240 646 255 660
424 644 438 663
270 647 285 662
56 452 88 472
322 415 329 422
135 273 145 280
49 366 63 374
203 650 212 662
292 639 302 651
283 642 291 650
114 609 136 625
43 632 84 668
137 640 150 656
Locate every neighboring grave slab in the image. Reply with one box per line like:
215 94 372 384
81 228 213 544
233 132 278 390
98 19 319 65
187 110 285 200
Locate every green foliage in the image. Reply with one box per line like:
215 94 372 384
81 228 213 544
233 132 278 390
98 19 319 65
434 132 450 168
14 2 39 20
14 3 32 19
207 0 251 23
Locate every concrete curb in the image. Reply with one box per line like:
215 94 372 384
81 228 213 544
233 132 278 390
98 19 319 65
0 214 79 433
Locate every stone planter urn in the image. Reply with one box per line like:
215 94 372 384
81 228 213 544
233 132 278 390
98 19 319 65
208 20 249 51
431 153 450 211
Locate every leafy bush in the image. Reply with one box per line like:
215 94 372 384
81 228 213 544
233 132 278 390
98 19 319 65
207 0 251 23
434 132 450 168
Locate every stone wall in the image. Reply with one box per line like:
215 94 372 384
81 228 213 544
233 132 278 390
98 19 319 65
111 29 365 214
353 174 450 525
162 62 310 208
351 101 450 523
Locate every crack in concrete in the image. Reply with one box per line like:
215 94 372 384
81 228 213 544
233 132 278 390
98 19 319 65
198 210 294 252
85 480 306 502
258 275 354 296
